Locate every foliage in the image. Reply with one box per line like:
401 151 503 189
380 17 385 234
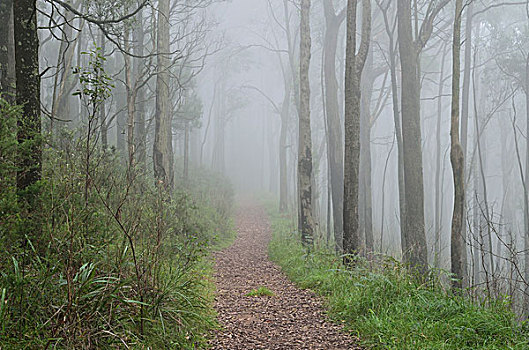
0 98 19 237
73 48 114 109
266 202 529 350
175 163 236 250
0 98 233 349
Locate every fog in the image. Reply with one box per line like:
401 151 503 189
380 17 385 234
4 0 529 319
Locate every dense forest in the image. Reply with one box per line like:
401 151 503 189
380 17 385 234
2 0 529 348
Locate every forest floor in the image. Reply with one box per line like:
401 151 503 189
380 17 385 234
209 202 361 350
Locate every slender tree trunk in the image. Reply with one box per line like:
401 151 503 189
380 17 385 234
450 0 468 289
323 0 345 252
472 164 481 287
461 1 473 253
473 66 494 291
153 0 174 189
434 44 448 268
268 117 278 193
499 121 515 295
0 0 15 101
184 121 190 181
200 80 217 166
360 46 374 253
98 31 108 149
381 136 396 252
116 89 127 157
343 0 371 257
298 0 315 248
212 88 226 174
279 80 291 212
125 27 136 166
470 26 482 288
379 3 407 249
51 1 80 135
133 9 146 169
523 55 529 317
14 0 41 195
397 0 428 270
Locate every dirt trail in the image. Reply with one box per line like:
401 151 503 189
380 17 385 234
209 203 361 350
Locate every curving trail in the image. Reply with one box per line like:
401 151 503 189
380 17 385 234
210 202 361 350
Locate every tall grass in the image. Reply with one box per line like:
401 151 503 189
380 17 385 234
266 203 529 349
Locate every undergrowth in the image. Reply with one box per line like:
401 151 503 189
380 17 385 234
265 201 529 350
0 98 234 349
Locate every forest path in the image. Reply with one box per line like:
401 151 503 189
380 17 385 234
209 201 361 350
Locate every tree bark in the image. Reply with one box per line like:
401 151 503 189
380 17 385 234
360 45 374 253
523 55 529 317
298 0 315 248
461 2 473 248
14 0 41 195
450 0 468 290
98 31 108 149
279 78 291 212
50 1 80 135
184 121 190 181
133 9 146 169
116 89 127 157
343 0 371 257
378 2 406 249
473 57 494 290
125 27 136 166
153 0 174 189
212 86 226 174
323 0 346 252
434 44 448 268
0 0 15 101
397 0 428 270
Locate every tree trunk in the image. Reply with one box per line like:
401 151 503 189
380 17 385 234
298 0 315 248
184 121 190 181
434 44 448 268
397 0 428 270
323 0 345 252
472 163 481 287
343 0 371 257
360 45 374 253
153 0 174 189
279 79 291 212
461 1 473 252
50 1 80 136
268 117 278 194
116 88 127 157
212 88 226 174
0 0 15 101
98 31 108 149
379 3 406 250
125 34 136 167
523 55 529 317
14 0 41 196
473 63 494 291
133 9 146 169
450 0 468 290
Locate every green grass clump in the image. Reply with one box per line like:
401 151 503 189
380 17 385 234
266 205 529 350
246 286 275 297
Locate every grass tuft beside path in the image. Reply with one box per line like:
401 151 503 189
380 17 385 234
266 203 529 350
